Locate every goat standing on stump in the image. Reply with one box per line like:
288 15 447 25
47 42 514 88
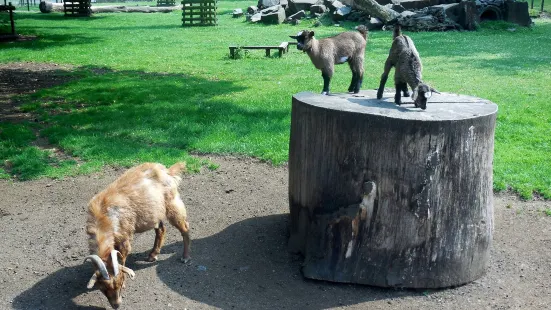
376 24 439 110
84 162 191 309
290 25 368 95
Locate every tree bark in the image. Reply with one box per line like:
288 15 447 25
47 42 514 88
288 90 497 288
353 0 399 23
41 2 181 13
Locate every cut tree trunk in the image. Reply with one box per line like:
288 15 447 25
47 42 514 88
352 0 399 23
41 2 181 13
288 90 497 288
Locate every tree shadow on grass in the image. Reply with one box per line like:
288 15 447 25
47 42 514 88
1 64 290 178
12 214 418 309
0 31 104 51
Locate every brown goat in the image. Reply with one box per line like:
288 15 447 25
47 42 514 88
84 162 190 309
290 25 368 95
376 24 438 110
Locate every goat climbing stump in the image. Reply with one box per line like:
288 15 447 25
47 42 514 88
288 90 498 288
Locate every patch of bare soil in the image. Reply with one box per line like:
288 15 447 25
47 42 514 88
0 62 74 123
0 156 550 310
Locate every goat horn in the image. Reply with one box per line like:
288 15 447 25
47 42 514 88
110 250 120 277
84 255 110 280
120 265 135 279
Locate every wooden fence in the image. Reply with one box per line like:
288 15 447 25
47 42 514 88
157 0 175 6
181 0 217 27
64 0 91 16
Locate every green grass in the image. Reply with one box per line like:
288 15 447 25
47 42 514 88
1 2 550 199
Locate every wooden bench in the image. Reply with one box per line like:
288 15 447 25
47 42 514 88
229 42 289 58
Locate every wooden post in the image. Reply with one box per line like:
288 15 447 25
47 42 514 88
9 2 15 35
288 90 497 288
531 0 534 9
541 0 545 12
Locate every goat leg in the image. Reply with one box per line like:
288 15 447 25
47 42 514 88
377 59 393 99
148 221 166 262
394 83 402 105
401 83 410 97
354 73 363 94
348 72 357 93
167 198 192 264
321 68 333 95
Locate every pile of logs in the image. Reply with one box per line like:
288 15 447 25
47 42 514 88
243 0 531 30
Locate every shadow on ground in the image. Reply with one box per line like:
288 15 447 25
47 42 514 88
12 214 416 309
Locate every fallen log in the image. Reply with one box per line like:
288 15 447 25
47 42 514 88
352 0 399 23
40 2 181 13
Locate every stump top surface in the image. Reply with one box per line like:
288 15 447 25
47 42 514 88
293 90 498 121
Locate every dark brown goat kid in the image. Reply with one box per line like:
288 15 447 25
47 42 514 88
376 24 439 110
84 162 190 309
290 25 368 95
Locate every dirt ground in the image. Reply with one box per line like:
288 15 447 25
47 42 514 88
1 63 551 309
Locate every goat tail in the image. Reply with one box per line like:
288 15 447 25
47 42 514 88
393 24 402 39
168 162 187 177
356 24 368 40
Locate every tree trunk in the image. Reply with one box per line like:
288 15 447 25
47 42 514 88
288 90 497 288
41 2 181 13
353 0 399 23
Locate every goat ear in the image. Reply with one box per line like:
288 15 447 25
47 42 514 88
87 273 98 289
289 35 297 40
309 31 315 38
430 87 441 94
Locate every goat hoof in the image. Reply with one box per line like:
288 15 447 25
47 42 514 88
376 92 383 100
403 92 410 97
321 91 329 95
147 255 158 262
181 257 192 265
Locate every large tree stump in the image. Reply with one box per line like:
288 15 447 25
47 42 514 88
288 90 497 288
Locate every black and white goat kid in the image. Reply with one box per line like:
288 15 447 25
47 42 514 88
376 24 439 110
290 26 368 95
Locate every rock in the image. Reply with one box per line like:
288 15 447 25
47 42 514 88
398 0 439 11
503 0 531 27
391 4 406 13
398 9 461 32
400 10 416 18
250 12 262 22
247 6 259 14
333 5 351 20
289 0 321 13
287 10 306 21
233 8 244 18
258 0 280 9
327 0 345 11
365 16 384 30
310 4 327 14
346 10 364 22
261 5 286 24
